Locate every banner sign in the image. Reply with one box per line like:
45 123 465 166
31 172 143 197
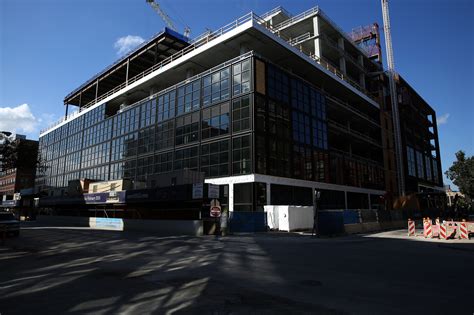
89 217 124 231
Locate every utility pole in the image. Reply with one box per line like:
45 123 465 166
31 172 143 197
381 0 405 196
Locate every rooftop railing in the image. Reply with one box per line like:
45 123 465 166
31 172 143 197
272 6 319 30
259 6 293 20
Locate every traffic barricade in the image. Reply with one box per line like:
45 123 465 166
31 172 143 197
439 223 447 240
407 219 416 236
459 221 469 240
423 218 433 238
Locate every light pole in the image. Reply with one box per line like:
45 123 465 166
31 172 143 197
312 190 321 237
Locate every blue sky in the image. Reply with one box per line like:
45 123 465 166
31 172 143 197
1 0 473 187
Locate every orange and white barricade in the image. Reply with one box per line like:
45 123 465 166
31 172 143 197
459 221 469 239
408 219 416 236
423 218 433 238
439 222 447 240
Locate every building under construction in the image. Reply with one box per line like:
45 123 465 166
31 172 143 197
35 5 443 221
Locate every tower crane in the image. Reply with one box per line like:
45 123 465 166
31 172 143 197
381 0 405 196
146 0 190 37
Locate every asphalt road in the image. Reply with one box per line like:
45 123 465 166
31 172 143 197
0 224 473 314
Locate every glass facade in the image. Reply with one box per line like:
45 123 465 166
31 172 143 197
36 56 386 193
36 57 254 190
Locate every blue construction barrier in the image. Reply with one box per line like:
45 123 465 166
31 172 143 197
318 211 345 235
343 210 359 224
229 211 267 233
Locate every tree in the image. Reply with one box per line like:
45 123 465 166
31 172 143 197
445 151 474 199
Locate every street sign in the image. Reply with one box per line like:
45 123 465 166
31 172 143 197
192 183 204 199
208 184 219 199
210 205 221 217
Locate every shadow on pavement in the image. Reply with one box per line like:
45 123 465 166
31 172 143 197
0 225 473 314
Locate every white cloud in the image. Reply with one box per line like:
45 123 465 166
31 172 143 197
437 113 450 125
0 104 37 134
114 35 145 56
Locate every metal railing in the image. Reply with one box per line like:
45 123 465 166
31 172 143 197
326 95 380 126
288 32 314 46
260 6 293 20
273 6 319 30
328 119 382 147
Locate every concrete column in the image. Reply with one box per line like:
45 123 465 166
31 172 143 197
359 72 366 90
344 191 348 209
126 58 130 86
368 193 372 210
64 103 69 119
358 56 366 89
338 37 346 75
358 55 364 67
313 16 322 59
95 79 99 102
266 183 271 205
228 183 234 213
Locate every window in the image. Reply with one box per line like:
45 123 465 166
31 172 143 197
232 96 251 133
201 139 229 177
110 162 123 180
83 119 112 147
291 79 310 113
81 165 109 181
123 159 136 179
81 142 110 169
292 112 311 145
140 99 156 128
312 118 328 150
202 103 229 139
203 67 230 106
176 112 200 146
416 150 424 179
113 106 140 137
407 147 416 176
233 59 251 96
311 88 326 120
174 146 198 171
314 151 329 182
432 159 439 184
137 126 155 155
177 79 200 116
425 155 432 181
136 155 154 180
232 135 251 175
83 104 105 129
155 121 174 151
154 151 173 174
157 90 175 122
111 133 138 161
267 65 289 103
66 132 83 154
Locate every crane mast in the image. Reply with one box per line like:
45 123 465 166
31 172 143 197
381 0 405 196
146 0 190 37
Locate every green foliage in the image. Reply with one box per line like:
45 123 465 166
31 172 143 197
445 151 474 199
